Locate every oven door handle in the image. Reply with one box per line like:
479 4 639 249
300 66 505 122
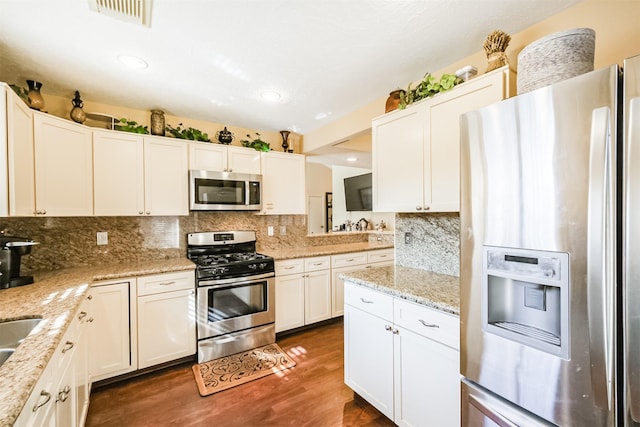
198 272 275 287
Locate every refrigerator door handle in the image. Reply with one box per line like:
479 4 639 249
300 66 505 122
625 97 640 422
468 394 518 427
587 106 614 411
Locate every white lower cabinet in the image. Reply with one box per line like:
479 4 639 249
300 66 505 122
137 271 196 369
89 279 138 382
344 281 460 426
275 256 331 332
16 297 92 427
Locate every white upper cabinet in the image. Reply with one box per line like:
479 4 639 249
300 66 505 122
188 142 261 174
260 151 305 215
33 113 93 216
93 130 145 216
373 66 515 213
3 85 33 217
143 136 189 216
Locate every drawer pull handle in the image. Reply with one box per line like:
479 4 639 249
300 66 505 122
78 311 87 320
33 391 51 412
419 319 440 328
57 385 71 403
284 266 296 270
347 258 355 262
312 262 323 266
360 298 374 304
61 341 74 353
159 281 176 286
365 265 372 268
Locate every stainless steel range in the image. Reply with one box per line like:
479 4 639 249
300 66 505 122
187 231 275 363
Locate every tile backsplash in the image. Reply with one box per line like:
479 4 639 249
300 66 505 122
1 212 373 273
394 213 460 276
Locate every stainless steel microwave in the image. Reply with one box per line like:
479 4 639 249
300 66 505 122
189 170 262 211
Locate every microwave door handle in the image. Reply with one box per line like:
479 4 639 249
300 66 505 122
587 106 614 411
626 97 640 422
245 180 250 206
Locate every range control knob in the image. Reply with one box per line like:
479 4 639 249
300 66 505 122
259 263 267 269
248 264 258 270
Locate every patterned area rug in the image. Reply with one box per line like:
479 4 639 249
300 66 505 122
192 343 296 396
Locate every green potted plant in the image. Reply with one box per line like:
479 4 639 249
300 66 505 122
165 123 210 141
116 118 149 134
240 132 271 152
399 73 462 109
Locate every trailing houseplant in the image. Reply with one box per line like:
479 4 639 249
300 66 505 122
165 123 210 141
240 132 271 152
398 73 462 109
117 118 149 134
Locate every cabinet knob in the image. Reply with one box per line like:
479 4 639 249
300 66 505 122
416 206 423 211
87 294 93 300
146 211 151 215
139 211 144 215
228 169 233 173
87 317 94 323
424 206 430 211
384 325 392 331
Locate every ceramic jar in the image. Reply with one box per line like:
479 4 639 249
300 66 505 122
26 80 44 111
150 110 165 136
70 91 87 124
385 89 405 113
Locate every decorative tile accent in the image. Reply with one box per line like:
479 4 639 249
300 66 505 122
394 213 460 276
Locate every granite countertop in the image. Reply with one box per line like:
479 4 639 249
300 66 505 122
264 241 394 260
339 265 460 316
0 258 195 427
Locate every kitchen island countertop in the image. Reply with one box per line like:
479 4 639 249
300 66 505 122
0 258 195 427
339 265 460 316
263 241 394 260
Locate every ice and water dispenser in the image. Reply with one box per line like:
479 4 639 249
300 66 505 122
482 246 570 359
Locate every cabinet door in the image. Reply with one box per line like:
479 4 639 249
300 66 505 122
426 71 506 211
275 273 305 332
144 136 188 215
394 326 460 427
304 269 331 324
6 87 34 216
331 264 367 318
372 104 426 212
33 114 93 216
344 304 394 420
188 142 227 171
93 130 145 215
89 281 137 381
55 358 76 427
227 146 261 174
137 288 196 369
260 151 305 214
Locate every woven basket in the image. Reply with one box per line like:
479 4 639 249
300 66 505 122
517 28 595 94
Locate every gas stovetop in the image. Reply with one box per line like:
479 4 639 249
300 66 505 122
187 231 275 282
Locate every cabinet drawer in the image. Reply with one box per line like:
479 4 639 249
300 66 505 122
344 282 393 321
304 256 330 272
275 258 304 276
394 298 459 350
332 252 368 268
137 271 194 296
367 249 394 264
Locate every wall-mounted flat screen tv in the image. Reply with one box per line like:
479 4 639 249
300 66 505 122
344 173 372 211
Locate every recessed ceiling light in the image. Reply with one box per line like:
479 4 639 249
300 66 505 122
260 91 281 101
347 157 358 162
117 54 148 69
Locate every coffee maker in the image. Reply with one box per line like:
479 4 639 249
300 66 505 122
0 236 39 289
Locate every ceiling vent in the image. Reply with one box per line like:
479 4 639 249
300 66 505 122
88 0 152 27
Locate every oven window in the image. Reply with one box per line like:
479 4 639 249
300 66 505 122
195 178 245 205
207 281 267 321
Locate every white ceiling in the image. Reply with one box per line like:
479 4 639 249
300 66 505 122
0 0 580 165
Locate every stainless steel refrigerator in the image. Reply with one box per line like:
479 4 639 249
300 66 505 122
459 54 640 426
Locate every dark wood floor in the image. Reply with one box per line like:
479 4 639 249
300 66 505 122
85 319 395 427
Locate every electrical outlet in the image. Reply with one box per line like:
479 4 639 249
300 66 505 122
404 232 412 245
97 231 108 245
280 225 286 235
268 226 274 236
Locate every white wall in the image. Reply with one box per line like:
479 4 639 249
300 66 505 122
332 165 393 231
305 162 332 196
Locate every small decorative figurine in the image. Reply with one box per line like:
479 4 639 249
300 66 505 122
216 126 234 144
70 91 86 124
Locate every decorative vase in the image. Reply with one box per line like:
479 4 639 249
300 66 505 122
216 126 234 144
486 51 508 72
69 91 87 124
280 130 291 152
26 80 44 111
150 110 165 136
385 89 405 113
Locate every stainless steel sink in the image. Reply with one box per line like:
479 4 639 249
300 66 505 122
0 317 43 349
0 348 15 366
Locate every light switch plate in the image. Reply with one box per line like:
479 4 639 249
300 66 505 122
280 225 286 235
267 226 274 236
97 231 108 245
